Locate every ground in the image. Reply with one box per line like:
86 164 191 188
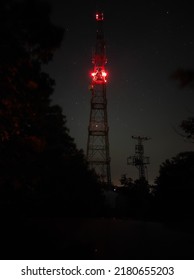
1 217 193 259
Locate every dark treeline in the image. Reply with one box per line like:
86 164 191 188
0 0 105 218
114 151 194 228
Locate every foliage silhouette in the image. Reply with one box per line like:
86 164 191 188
155 151 194 222
171 68 194 142
0 0 104 217
114 176 151 220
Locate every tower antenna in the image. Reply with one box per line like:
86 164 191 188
86 10 111 184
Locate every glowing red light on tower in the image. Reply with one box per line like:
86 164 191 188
96 12 104 21
90 68 107 83
102 71 107 77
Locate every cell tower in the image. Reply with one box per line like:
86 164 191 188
127 136 150 180
86 11 111 184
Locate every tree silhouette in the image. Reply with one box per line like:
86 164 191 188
180 118 194 142
119 174 133 186
155 151 194 221
171 68 194 142
0 0 103 217
171 69 194 89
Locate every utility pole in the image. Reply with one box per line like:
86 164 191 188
127 136 150 180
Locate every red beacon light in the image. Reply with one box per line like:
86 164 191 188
96 12 104 21
90 68 107 83
102 71 107 77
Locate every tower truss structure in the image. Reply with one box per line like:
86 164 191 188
127 136 150 180
86 11 111 184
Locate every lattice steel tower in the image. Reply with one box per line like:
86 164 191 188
127 136 150 180
86 11 111 184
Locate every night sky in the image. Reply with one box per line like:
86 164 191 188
45 0 194 185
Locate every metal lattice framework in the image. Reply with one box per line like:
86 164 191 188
127 136 150 180
86 11 111 184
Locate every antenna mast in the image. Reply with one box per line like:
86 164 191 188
86 10 111 184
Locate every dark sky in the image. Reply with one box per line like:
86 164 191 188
45 0 194 185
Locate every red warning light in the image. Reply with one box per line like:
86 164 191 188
102 71 107 77
96 12 104 21
90 68 107 83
